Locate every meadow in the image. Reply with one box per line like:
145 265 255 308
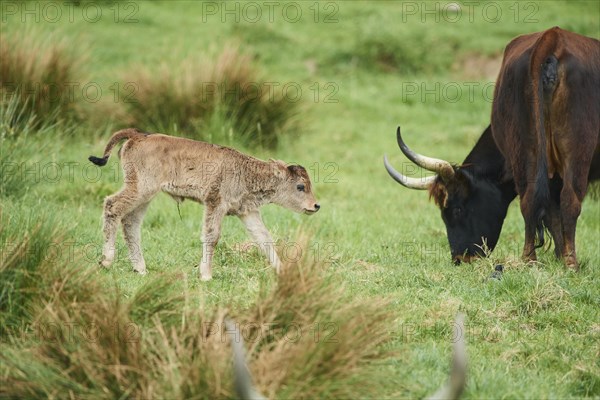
1 1 599 398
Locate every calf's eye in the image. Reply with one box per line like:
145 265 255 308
297 184 305 192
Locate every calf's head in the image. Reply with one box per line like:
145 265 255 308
272 161 320 215
384 127 507 264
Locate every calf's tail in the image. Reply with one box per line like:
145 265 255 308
88 128 147 166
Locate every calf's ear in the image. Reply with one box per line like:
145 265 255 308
269 159 288 179
269 159 287 168
287 165 305 175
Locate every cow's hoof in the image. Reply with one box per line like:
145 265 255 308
134 268 148 275
200 274 212 282
565 256 578 271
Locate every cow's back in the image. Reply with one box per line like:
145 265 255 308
491 27 600 180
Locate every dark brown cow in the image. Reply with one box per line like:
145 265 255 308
385 27 600 269
492 27 600 269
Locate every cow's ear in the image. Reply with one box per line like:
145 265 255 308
429 180 449 208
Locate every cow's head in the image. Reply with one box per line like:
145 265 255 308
271 160 320 215
384 127 507 264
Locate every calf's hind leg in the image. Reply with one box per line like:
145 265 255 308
100 186 140 267
122 201 151 274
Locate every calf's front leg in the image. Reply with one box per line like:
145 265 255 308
240 211 282 273
199 206 226 281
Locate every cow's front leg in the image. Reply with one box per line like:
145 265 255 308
239 211 282 273
199 206 226 281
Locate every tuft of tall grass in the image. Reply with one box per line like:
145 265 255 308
0 219 192 398
122 45 300 148
0 95 58 198
0 30 82 127
1 234 397 399
0 208 68 336
240 245 395 399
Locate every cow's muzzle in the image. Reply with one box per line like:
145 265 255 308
453 254 477 265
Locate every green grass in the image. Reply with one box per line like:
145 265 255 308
1 1 599 398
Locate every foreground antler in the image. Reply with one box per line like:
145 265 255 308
426 313 468 400
384 126 455 189
226 319 267 400
228 314 467 400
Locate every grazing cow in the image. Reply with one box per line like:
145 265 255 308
89 128 320 280
227 314 468 400
385 27 600 269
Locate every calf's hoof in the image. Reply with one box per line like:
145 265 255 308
99 258 112 268
133 261 147 275
199 264 212 281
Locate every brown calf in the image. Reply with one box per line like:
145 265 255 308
89 128 319 280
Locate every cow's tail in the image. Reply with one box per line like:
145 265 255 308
529 27 559 248
88 128 147 166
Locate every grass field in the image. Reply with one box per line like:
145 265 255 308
1 1 599 398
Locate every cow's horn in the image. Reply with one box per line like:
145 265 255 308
384 155 436 190
396 126 455 181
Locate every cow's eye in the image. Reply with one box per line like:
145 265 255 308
452 207 462 219
296 184 305 192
